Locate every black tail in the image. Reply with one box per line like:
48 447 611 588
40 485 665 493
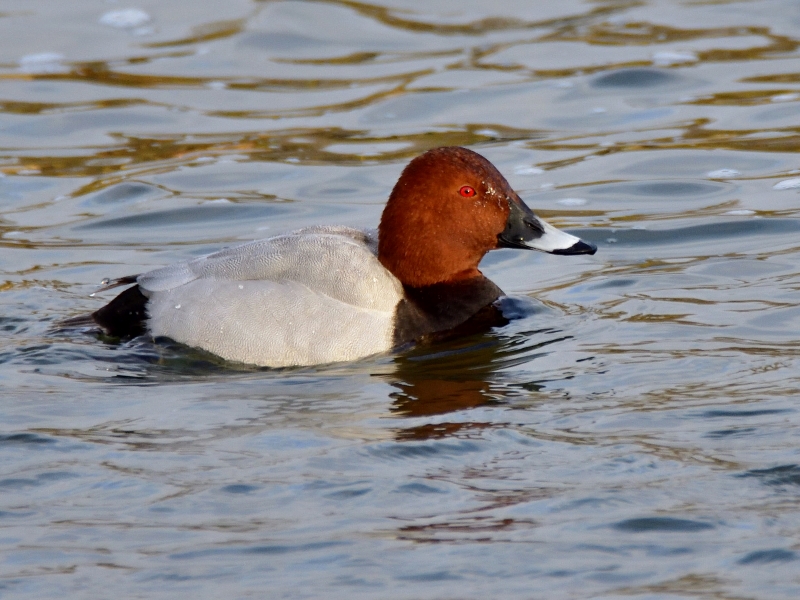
63 284 149 338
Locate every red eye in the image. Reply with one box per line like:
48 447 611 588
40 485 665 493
459 185 476 197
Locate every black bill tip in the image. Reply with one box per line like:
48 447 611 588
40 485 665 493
550 239 597 256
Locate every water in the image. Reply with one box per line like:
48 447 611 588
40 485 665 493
2 0 800 597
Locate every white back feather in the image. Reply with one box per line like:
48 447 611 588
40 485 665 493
140 227 404 366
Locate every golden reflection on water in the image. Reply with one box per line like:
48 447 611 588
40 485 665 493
1 1 799 184
3 120 799 188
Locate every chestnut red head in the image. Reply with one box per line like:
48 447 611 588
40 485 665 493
378 147 595 288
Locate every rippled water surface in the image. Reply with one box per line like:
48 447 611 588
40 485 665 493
2 0 800 597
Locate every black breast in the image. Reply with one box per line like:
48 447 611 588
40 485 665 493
392 276 508 346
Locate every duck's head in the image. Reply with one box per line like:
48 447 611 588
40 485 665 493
378 146 596 288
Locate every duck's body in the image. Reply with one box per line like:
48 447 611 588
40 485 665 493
78 147 596 367
140 226 401 366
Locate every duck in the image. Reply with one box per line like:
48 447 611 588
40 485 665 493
73 146 596 367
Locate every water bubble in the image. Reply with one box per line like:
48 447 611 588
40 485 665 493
174 304 181 309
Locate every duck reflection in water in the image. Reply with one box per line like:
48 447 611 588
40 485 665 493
386 303 556 441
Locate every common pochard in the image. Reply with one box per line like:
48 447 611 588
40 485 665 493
74 146 596 366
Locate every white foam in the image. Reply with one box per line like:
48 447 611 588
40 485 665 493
652 51 697 66
773 178 800 190
19 52 66 74
724 209 755 216
99 8 151 29
771 93 799 103
557 198 588 206
513 165 544 176
19 52 64 65
707 169 739 178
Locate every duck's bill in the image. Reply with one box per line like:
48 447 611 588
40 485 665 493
533 219 597 255
497 196 597 255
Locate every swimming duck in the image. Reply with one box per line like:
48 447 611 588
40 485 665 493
76 146 596 367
